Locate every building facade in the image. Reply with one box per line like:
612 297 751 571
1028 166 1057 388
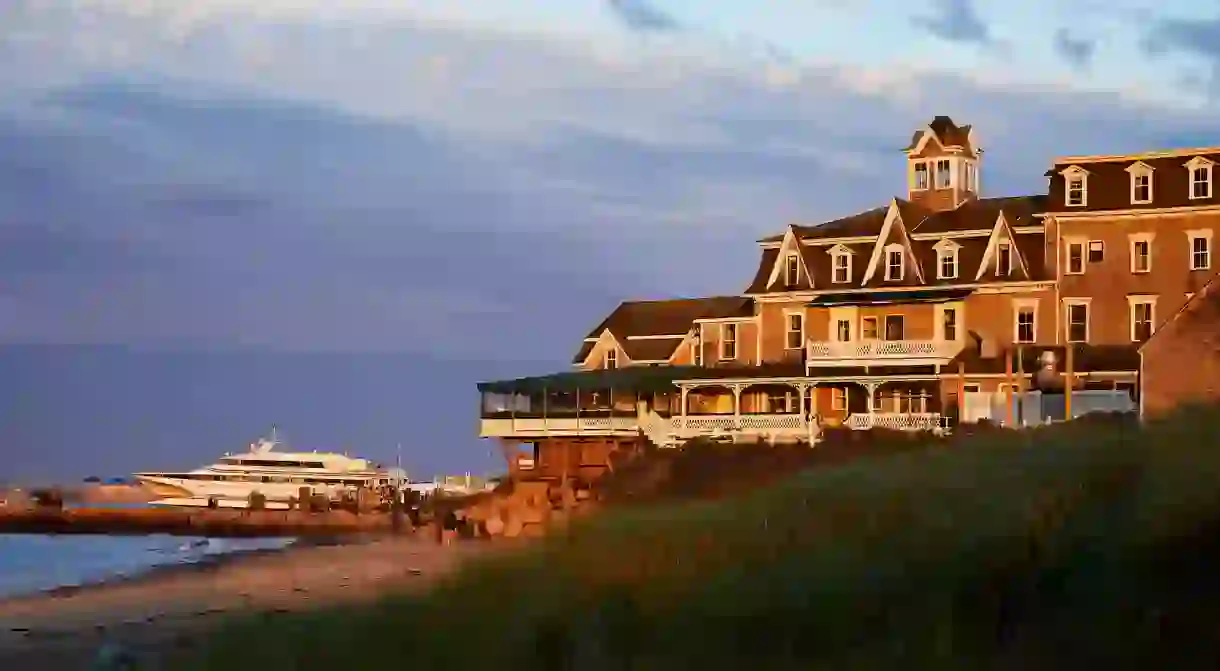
479 117 1218 470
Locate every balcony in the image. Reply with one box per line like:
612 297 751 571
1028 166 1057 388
806 339 964 367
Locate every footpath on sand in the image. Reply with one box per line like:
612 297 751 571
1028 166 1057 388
0 535 502 668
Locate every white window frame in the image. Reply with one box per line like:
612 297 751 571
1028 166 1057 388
1127 296 1157 343
1128 233 1153 274
604 348 618 369
912 161 930 191
1187 229 1213 271
831 251 852 284
938 305 959 342
884 243 905 281
1187 157 1214 200
831 387 847 412
933 239 960 280
784 311 804 350
1061 166 1088 207
1064 239 1086 275
1064 299 1091 344
1127 162 1154 205
784 253 800 286
1013 298 1038 344
720 323 737 360
934 158 952 189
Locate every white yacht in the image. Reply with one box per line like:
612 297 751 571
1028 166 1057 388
134 428 392 510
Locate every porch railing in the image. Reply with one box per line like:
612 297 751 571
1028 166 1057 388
806 339 963 363
480 416 639 437
844 413 947 431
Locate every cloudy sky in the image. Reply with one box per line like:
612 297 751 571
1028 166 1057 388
1 0 1219 478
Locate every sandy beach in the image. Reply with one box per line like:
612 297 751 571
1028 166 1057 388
0 533 498 669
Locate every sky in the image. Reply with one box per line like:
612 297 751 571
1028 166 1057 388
2 0 1220 480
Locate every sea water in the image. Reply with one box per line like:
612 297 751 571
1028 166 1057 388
0 533 295 599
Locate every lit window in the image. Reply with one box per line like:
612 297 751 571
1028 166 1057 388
785 312 804 350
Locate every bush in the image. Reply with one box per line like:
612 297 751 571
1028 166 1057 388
190 404 1220 670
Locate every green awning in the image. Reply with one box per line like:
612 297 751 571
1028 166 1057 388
477 366 703 394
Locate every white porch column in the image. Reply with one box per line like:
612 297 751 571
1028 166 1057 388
680 386 690 434
863 381 880 429
731 384 743 429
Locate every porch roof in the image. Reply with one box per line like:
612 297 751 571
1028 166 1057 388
807 288 974 307
478 366 699 394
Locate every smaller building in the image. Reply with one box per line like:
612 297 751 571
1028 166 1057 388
1140 272 1220 417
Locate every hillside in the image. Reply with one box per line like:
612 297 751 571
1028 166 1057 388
191 407 1220 669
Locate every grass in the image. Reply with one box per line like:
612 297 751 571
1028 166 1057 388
190 406 1220 670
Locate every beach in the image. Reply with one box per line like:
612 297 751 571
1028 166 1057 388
0 533 495 668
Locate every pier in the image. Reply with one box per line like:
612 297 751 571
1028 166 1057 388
0 506 398 537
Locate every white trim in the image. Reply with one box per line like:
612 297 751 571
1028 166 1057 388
782 308 805 351
719 322 738 361
766 227 812 290
1039 203 1220 220
883 242 905 281
1060 165 1088 207
1012 297 1039 344
1056 148 1220 163
1064 238 1086 275
1126 295 1157 343
760 226 1045 249
749 280 1056 301
1128 232 1154 274
625 334 688 340
1125 161 1155 205
828 244 854 284
582 330 629 369
693 316 754 324
975 212 1028 281
934 157 953 190
907 125 943 156
910 159 930 192
1186 156 1215 200
933 238 961 280
1187 229 1214 271
861 202 903 284
1063 298 1091 343
603 348 618 369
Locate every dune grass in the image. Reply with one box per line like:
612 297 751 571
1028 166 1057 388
190 406 1220 669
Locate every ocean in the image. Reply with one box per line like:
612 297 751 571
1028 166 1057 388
0 533 295 599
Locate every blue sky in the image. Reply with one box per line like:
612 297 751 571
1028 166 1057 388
2 0 1220 479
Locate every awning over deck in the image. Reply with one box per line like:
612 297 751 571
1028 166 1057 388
808 288 974 307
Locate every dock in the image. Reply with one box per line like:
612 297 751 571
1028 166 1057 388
0 506 399 537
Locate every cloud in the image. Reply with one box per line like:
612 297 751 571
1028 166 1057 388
604 0 681 33
911 0 993 46
1 6 1219 360
1053 29 1095 71
1141 14 1220 96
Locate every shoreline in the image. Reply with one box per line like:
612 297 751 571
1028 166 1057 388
0 532 500 667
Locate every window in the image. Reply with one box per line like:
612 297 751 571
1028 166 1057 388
937 248 958 279
1128 163 1153 204
884 315 904 341
784 253 800 287
913 162 930 191
1065 302 1089 343
1088 240 1104 263
996 243 1012 277
785 312 804 350
935 159 952 189
604 349 618 369
1189 231 1212 270
1130 238 1151 273
942 308 957 341
1189 159 1213 199
836 319 851 342
965 162 977 192
885 248 904 281
1130 300 1154 343
720 324 737 360
832 252 851 283
1065 172 1086 207
692 337 702 367
1015 306 1036 344
1065 241 1085 274
861 316 878 340
766 391 795 413
831 388 847 411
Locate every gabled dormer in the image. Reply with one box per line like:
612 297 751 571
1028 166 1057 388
1125 161 1154 205
827 243 855 285
976 212 1030 281
904 116 980 213
1059 165 1089 207
765 226 814 291
1186 156 1215 200
932 238 962 280
862 200 925 285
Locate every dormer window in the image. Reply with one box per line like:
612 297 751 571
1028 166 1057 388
1127 162 1154 204
935 159 952 189
912 162 930 191
996 242 1012 276
884 244 904 281
1187 157 1214 200
604 349 618 369
828 244 853 284
784 253 800 287
1061 166 1088 207
933 239 960 280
